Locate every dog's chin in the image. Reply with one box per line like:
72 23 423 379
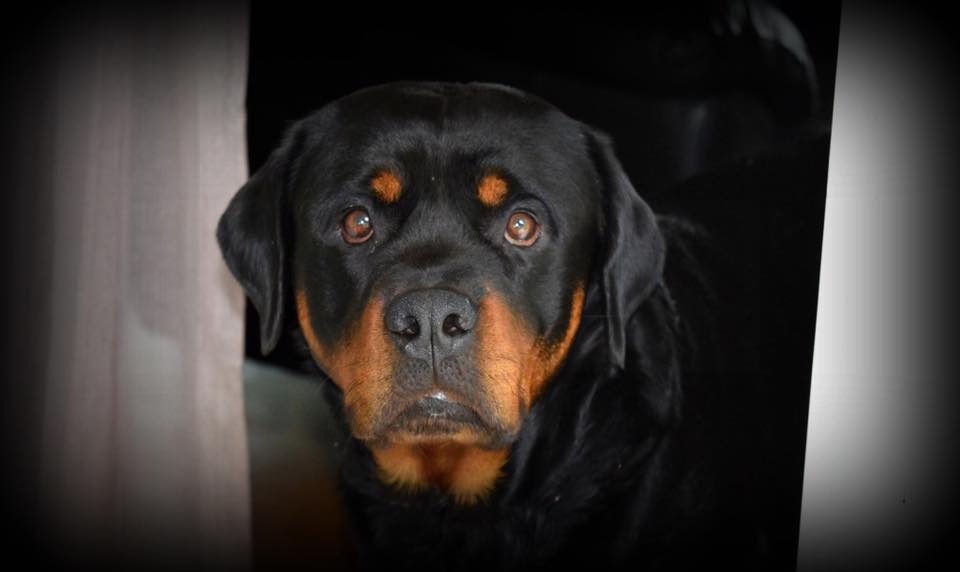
367 393 516 448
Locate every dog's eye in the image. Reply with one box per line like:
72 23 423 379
341 208 374 244
504 211 540 246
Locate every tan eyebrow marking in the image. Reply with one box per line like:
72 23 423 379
371 170 402 204
477 174 508 207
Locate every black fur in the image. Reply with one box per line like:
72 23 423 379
218 81 816 571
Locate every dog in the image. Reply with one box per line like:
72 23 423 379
217 82 792 570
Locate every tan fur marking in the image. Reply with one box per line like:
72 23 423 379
474 290 537 432
526 282 586 401
296 288 328 369
477 174 509 207
372 444 509 504
371 170 402 204
474 283 586 423
295 289 395 439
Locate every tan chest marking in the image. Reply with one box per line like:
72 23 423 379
372 443 510 505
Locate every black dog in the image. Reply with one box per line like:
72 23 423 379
218 82 811 570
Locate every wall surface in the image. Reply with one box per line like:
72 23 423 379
797 4 959 571
1 3 252 569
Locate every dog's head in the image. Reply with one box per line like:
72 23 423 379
218 82 664 499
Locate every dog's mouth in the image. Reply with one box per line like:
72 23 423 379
388 391 486 434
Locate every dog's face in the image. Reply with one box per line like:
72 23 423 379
218 83 664 501
291 85 601 448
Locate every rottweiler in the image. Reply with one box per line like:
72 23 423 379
218 81 805 570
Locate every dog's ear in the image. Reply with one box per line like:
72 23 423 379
587 128 666 370
217 126 303 355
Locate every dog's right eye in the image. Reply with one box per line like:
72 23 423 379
340 208 374 244
504 211 540 247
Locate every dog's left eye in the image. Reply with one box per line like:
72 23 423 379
341 207 374 244
504 211 540 246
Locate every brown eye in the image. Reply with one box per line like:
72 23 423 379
504 211 540 246
341 208 374 244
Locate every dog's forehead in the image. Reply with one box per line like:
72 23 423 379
337 84 579 154
335 82 563 128
297 82 596 205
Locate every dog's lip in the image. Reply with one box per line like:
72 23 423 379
388 391 487 430
426 390 451 402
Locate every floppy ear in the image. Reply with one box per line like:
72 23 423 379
216 127 303 355
587 128 666 370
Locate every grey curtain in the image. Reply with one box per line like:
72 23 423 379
1 3 252 568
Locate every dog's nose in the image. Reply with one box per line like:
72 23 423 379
385 289 476 361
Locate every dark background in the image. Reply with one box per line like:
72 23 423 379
241 2 840 570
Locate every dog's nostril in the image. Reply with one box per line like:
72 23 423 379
442 313 468 337
399 317 420 339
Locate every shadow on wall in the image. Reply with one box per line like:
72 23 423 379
244 360 356 569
